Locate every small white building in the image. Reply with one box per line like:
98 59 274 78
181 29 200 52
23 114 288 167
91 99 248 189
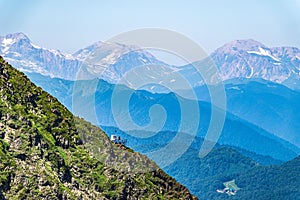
110 135 117 141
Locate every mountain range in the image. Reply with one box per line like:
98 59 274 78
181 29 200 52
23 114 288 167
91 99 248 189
0 33 165 84
1 33 300 91
2 33 300 148
194 79 300 147
24 72 300 158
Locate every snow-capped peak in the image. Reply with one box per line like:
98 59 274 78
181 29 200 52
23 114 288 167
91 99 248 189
0 32 32 54
0 33 165 83
1 33 29 47
2 32 30 42
210 39 300 86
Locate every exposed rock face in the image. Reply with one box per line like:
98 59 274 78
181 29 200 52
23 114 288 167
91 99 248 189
0 56 197 199
0 33 165 82
210 39 300 87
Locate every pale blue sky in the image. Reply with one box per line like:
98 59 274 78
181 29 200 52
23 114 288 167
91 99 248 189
0 0 299 55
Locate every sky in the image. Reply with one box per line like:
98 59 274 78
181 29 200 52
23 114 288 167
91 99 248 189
0 0 299 58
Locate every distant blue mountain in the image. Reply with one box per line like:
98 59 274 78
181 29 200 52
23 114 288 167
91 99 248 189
194 78 300 148
25 72 300 162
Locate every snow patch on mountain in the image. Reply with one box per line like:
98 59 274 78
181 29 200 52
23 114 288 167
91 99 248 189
247 47 280 62
2 38 15 46
30 42 41 49
210 39 300 89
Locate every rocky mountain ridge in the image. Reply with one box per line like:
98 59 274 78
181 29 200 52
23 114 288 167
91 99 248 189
1 33 300 90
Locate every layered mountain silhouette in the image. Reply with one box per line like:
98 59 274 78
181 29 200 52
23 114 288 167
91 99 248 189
24 73 300 161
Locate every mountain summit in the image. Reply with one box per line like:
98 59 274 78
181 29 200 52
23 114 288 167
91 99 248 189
1 32 30 42
211 39 300 87
0 32 80 80
215 39 266 52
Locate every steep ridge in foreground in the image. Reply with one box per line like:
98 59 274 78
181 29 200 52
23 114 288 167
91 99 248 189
0 56 196 199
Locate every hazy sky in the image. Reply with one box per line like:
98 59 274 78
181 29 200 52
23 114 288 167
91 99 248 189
0 0 299 55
